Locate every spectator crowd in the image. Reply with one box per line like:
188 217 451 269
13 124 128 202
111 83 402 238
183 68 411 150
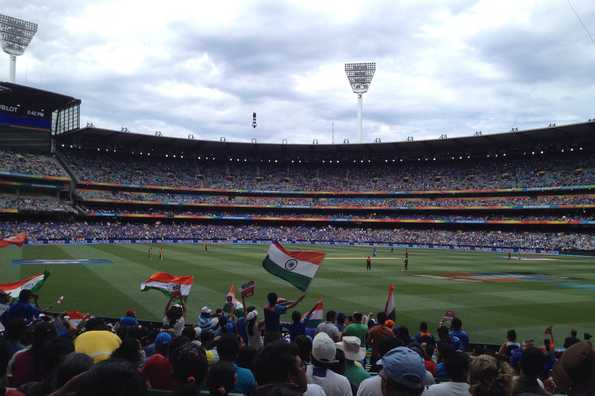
0 221 593 250
1 288 594 396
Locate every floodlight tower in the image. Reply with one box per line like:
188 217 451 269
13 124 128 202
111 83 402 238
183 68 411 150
0 14 38 82
345 62 376 143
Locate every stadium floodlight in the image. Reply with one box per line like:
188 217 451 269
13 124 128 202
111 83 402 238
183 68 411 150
0 14 38 82
345 62 376 143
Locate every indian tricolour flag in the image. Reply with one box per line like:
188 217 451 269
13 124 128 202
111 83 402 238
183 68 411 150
384 284 396 320
140 272 194 298
262 242 326 292
0 233 27 249
0 271 49 298
302 298 324 327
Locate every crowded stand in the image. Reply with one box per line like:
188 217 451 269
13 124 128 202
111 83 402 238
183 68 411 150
1 280 594 396
76 190 595 208
0 194 75 213
1 221 592 250
0 150 68 178
79 207 595 223
61 150 595 192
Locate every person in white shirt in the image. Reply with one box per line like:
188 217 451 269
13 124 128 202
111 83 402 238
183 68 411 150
307 332 352 396
422 351 470 396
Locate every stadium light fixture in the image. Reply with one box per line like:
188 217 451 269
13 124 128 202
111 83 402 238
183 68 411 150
0 14 37 82
345 62 376 143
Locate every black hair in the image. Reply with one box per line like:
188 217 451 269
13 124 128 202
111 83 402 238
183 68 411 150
336 312 346 325
237 345 258 371
85 317 108 331
520 347 546 378
395 326 411 345
376 312 387 325
294 335 312 364
451 317 463 331
253 341 301 385
182 326 197 341
291 311 301 323
445 351 470 382
217 334 240 362
75 360 146 396
171 343 208 386
53 353 93 390
326 310 336 322
571 329 578 337
207 362 236 396
111 337 142 365
420 321 428 332
5 317 25 341
378 337 403 358
267 292 278 305
353 312 363 322
18 289 33 302
507 329 517 342
437 326 450 340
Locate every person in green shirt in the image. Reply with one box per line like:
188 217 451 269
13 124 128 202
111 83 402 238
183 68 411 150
343 312 369 347
336 336 370 388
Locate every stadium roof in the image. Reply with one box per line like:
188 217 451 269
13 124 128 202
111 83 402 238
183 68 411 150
0 82 81 111
57 121 594 161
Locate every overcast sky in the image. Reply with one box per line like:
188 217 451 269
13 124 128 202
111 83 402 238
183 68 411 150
2 0 595 143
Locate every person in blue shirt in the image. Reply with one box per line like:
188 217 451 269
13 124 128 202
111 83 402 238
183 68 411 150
263 292 303 343
288 310 305 342
449 317 470 351
2 290 40 325
217 334 257 395
118 309 139 327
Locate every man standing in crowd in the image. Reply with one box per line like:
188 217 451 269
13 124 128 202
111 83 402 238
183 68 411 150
564 329 580 349
380 347 426 396
422 351 470 396
217 334 257 395
316 310 341 342
263 292 303 343
344 312 368 348
2 290 41 325
337 336 370 389
307 332 352 396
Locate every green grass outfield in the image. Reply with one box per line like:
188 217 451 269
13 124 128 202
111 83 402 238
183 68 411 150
1 243 595 346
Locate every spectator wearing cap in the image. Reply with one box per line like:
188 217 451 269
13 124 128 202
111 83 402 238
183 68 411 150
552 341 595 395
246 309 264 350
423 351 470 396
163 296 185 337
199 306 220 336
337 336 370 389
141 332 174 390
118 309 138 328
217 334 257 395
306 332 352 396
376 347 427 396
74 318 122 363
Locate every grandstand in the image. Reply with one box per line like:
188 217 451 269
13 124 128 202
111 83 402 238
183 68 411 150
1 85 595 396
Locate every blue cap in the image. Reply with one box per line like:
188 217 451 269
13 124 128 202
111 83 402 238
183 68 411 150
379 347 425 390
155 331 172 345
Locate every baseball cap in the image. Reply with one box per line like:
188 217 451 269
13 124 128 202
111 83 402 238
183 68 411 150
312 332 338 364
336 336 366 361
155 331 172 345
378 347 425 390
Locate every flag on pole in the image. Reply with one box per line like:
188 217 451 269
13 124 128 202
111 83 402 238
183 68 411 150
226 284 243 310
0 233 27 248
384 284 396 320
0 271 49 298
302 298 324 327
140 272 194 298
262 242 326 291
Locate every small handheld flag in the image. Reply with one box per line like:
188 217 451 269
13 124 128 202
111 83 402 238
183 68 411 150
302 298 324 327
384 284 395 320
241 281 256 298
262 242 325 291
141 272 193 298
